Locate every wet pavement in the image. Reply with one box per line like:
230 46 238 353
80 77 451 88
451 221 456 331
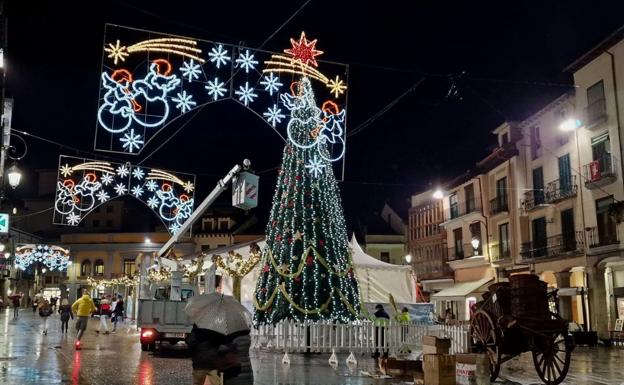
0 309 622 384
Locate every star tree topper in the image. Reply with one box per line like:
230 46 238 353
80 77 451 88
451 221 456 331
284 32 324 67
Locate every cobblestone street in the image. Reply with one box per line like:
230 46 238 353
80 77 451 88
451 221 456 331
0 310 621 384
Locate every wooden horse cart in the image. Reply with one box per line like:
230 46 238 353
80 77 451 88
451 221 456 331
470 274 574 385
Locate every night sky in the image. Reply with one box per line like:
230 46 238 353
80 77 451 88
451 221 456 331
6 1 624 231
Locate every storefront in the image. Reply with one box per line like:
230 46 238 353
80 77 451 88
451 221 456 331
431 276 494 321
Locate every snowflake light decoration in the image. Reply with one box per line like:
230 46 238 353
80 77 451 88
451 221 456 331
260 72 283 96
146 180 158 192
132 168 145 180
183 181 195 193
235 82 258 106
120 129 144 153
104 39 129 65
96 190 110 203
101 173 114 185
116 165 130 177
208 44 231 68
66 212 81 225
327 75 347 98
206 77 227 101
147 196 160 208
114 183 127 196
235 49 258 73
131 185 144 197
305 155 326 178
172 90 196 113
180 59 202 81
263 105 286 127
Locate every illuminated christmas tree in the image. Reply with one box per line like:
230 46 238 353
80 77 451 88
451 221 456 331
253 77 360 325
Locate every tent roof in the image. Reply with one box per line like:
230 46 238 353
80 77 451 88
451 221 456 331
349 234 411 271
431 277 493 300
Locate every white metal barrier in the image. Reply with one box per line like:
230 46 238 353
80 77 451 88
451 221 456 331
251 321 470 355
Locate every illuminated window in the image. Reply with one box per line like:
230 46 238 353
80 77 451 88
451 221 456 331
81 260 91 276
94 259 105 276
123 259 136 277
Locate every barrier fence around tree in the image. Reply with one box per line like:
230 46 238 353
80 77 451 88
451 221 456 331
251 320 471 355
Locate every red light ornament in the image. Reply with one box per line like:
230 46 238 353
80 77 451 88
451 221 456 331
284 32 324 68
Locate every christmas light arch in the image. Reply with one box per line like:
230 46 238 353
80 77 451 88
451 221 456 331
15 244 71 271
53 155 196 235
95 25 349 174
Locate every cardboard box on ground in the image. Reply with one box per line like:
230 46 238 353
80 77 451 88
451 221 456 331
423 354 456 385
455 354 490 385
422 335 451 355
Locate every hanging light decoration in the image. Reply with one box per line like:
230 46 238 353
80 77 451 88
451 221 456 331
15 244 71 271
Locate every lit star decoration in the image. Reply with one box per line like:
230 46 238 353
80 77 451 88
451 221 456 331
206 77 227 101
235 49 258 73
327 75 347 98
305 155 326 178
114 183 127 196
180 59 202 81
208 44 231 68
172 90 196 113
60 164 73 177
260 72 283 95
263 105 286 127
235 82 258 106
132 168 145 180
104 39 129 65
131 185 144 197
96 190 110 203
116 165 129 177
284 31 324 67
120 129 144 153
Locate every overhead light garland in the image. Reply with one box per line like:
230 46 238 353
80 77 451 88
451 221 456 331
15 244 71 271
87 275 139 289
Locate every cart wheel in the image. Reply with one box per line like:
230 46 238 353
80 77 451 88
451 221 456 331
532 332 572 385
470 310 501 382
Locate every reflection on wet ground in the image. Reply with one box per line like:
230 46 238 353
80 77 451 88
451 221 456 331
0 310 621 384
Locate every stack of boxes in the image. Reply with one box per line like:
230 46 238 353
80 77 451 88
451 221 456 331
422 336 455 385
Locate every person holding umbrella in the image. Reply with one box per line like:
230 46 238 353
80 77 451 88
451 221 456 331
185 293 253 385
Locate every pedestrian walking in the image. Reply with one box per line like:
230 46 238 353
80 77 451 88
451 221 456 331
38 299 53 335
32 298 38 314
71 290 97 349
10 294 20 319
58 299 73 333
112 295 124 333
50 296 58 312
97 298 112 334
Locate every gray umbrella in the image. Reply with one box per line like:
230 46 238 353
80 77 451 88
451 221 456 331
184 293 251 335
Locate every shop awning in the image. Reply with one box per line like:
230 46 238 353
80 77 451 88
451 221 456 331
431 277 494 301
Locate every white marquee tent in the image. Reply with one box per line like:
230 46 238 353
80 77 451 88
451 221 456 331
200 235 416 310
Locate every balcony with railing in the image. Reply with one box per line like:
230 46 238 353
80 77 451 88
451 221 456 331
521 189 546 212
444 199 482 221
583 155 617 189
489 196 509 215
520 231 585 260
586 226 619 248
545 176 577 203
447 243 475 261
489 243 511 262
585 98 607 128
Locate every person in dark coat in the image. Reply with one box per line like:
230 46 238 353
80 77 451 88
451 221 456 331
372 304 390 359
58 299 73 333
187 325 253 385
112 295 124 332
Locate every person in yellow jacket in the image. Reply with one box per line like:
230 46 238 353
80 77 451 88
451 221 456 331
72 290 97 345
396 307 410 323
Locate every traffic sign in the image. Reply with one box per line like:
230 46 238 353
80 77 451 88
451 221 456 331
0 213 9 233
